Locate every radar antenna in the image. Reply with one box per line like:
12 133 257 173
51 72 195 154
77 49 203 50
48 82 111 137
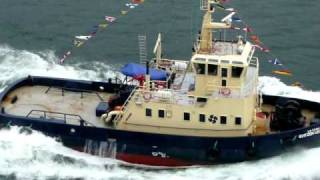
197 0 232 54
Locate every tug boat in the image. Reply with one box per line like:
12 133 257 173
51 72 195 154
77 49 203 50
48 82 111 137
0 0 320 167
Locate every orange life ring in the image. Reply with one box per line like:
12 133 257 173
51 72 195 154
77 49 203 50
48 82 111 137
143 92 152 100
219 88 231 96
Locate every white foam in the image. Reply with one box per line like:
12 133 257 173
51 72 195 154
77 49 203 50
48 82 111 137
0 127 130 179
0 45 120 91
1 127 320 179
258 76 320 103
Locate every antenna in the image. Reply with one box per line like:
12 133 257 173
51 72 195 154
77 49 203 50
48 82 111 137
138 35 147 64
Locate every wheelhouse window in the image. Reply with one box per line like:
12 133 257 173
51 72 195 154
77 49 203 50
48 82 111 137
184 112 190 121
221 68 228 77
220 116 227 124
194 63 206 75
199 114 206 123
158 110 165 118
208 64 218 76
146 108 152 117
235 117 242 125
232 66 243 78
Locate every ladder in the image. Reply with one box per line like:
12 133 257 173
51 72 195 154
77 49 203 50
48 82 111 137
138 35 147 64
200 0 208 10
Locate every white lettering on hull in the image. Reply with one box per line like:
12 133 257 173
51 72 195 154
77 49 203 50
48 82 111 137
298 127 320 139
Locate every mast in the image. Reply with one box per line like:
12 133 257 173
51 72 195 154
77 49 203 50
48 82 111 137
198 0 231 54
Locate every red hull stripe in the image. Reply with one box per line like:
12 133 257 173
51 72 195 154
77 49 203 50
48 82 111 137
116 153 194 167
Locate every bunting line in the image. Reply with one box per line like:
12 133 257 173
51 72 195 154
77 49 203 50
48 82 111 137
213 0 295 77
59 0 145 64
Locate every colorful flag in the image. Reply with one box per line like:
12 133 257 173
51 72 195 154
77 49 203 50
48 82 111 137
121 10 128 15
132 0 144 3
98 23 108 28
90 31 97 36
251 35 261 44
268 58 283 66
254 44 268 52
75 35 92 41
243 26 252 33
219 0 230 3
126 3 139 8
225 8 235 12
59 51 71 64
231 16 241 22
231 26 241 30
105 16 116 22
273 70 292 76
262 47 270 53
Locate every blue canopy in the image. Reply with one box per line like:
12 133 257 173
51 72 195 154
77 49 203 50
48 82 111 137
121 63 167 80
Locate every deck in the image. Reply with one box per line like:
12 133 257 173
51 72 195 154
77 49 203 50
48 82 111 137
0 85 113 128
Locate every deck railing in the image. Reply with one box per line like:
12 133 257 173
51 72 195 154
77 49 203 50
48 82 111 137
45 86 104 101
26 110 95 127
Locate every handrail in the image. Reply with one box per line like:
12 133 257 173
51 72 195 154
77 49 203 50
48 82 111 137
114 86 139 123
26 110 95 127
45 86 104 101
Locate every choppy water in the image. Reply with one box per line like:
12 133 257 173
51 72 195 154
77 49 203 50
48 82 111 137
0 0 319 179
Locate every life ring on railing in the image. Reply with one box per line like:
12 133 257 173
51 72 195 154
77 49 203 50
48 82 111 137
219 88 231 97
143 91 152 101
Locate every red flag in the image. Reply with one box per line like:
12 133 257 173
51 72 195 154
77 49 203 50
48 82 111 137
132 0 144 3
250 35 261 44
243 26 253 33
105 16 116 23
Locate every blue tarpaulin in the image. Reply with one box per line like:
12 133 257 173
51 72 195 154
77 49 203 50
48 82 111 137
121 63 167 80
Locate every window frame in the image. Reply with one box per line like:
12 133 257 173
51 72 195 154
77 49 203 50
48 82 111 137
231 66 243 78
208 64 218 76
145 108 152 117
220 115 227 125
235 117 242 125
184 112 191 121
158 109 165 118
194 63 206 75
199 114 206 123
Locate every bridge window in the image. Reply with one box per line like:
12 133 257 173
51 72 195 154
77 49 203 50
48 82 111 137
220 116 227 124
235 117 242 125
221 68 228 77
199 114 206 122
232 67 243 78
208 64 218 76
158 109 165 118
146 108 152 117
194 63 206 75
184 112 190 121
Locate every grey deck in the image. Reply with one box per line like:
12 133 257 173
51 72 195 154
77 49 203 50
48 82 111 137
1 85 113 128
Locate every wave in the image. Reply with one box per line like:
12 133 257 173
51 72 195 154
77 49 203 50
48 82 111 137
0 45 119 92
1 127 320 180
258 76 320 103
